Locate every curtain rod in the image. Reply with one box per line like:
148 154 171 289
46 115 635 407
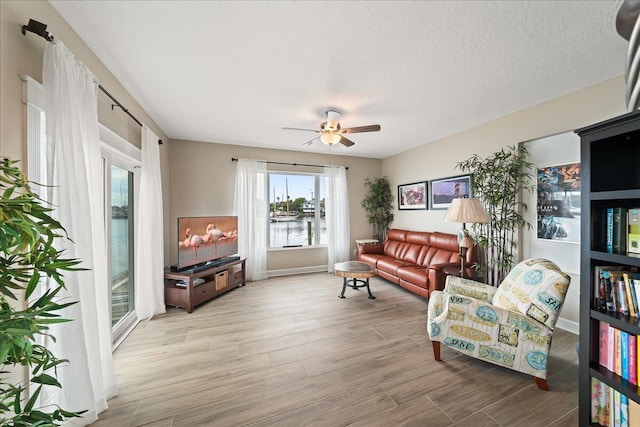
21 19 163 145
231 157 348 170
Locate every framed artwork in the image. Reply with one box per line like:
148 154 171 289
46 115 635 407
537 162 581 243
429 174 472 210
398 181 428 210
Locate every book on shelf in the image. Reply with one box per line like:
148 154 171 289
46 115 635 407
630 399 640 427
592 377 600 424
629 208 640 255
625 273 639 317
613 207 628 255
623 274 637 318
609 385 615 427
615 328 622 377
614 388 621 427
607 208 614 254
623 333 630 380
600 321 610 369
608 324 615 372
630 334 637 385
621 394 629 427
617 277 630 316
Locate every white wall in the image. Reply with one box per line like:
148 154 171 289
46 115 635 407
522 131 581 331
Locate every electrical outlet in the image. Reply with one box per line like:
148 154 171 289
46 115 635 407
353 249 357 255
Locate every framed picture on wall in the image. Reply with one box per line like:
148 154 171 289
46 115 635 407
537 162 581 243
398 181 428 210
429 174 472 210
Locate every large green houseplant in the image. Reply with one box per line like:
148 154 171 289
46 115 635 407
361 176 394 241
457 145 534 285
0 158 84 425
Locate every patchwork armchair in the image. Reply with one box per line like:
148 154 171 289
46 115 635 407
427 258 571 390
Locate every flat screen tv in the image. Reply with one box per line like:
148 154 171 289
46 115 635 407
176 215 238 270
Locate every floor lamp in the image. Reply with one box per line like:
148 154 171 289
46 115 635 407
443 197 491 275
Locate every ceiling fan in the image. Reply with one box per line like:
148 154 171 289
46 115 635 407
283 110 381 147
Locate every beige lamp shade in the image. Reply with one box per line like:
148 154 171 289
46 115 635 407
443 198 491 224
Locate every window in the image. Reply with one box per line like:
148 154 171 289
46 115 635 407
268 172 326 248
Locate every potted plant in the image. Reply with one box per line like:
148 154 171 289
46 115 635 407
457 145 534 285
361 176 394 242
0 158 84 425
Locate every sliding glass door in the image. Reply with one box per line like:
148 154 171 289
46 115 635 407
104 154 139 345
110 164 134 326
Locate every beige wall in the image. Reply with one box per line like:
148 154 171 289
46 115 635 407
168 139 382 271
0 0 172 264
383 76 627 329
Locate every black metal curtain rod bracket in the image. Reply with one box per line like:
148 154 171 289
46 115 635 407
22 19 54 42
21 18 163 146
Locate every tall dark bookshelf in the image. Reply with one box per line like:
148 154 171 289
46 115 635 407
576 110 640 425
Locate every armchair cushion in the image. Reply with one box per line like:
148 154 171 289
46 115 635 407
492 258 570 330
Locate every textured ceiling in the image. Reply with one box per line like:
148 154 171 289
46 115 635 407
49 0 627 159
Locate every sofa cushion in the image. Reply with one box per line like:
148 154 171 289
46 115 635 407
358 253 385 267
377 257 415 275
397 266 428 288
398 243 427 265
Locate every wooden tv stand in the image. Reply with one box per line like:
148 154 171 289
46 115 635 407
164 258 246 313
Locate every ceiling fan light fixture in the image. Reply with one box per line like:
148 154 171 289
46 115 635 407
320 132 341 145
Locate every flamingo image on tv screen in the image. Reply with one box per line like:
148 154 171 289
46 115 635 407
177 216 238 270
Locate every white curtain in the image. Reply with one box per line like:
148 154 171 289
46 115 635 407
325 166 351 272
233 159 268 281
135 126 165 319
42 41 116 424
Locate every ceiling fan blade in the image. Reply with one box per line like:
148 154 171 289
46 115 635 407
339 135 355 147
283 127 320 133
301 136 320 147
341 124 381 134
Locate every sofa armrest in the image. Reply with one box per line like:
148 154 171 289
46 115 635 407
443 275 497 302
358 243 384 255
427 262 462 294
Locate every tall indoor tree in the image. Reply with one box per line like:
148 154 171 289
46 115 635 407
457 145 534 285
361 176 394 242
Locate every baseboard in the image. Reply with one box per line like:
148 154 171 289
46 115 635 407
555 317 579 335
267 265 328 277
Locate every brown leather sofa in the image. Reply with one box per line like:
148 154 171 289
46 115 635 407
358 228 478 298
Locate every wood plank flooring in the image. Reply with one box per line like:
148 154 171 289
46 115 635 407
92 272 579 426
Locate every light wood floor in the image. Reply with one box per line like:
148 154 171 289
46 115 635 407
92 272 579 427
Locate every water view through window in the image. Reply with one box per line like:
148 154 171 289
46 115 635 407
269 173 326 247
111 165 134 326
